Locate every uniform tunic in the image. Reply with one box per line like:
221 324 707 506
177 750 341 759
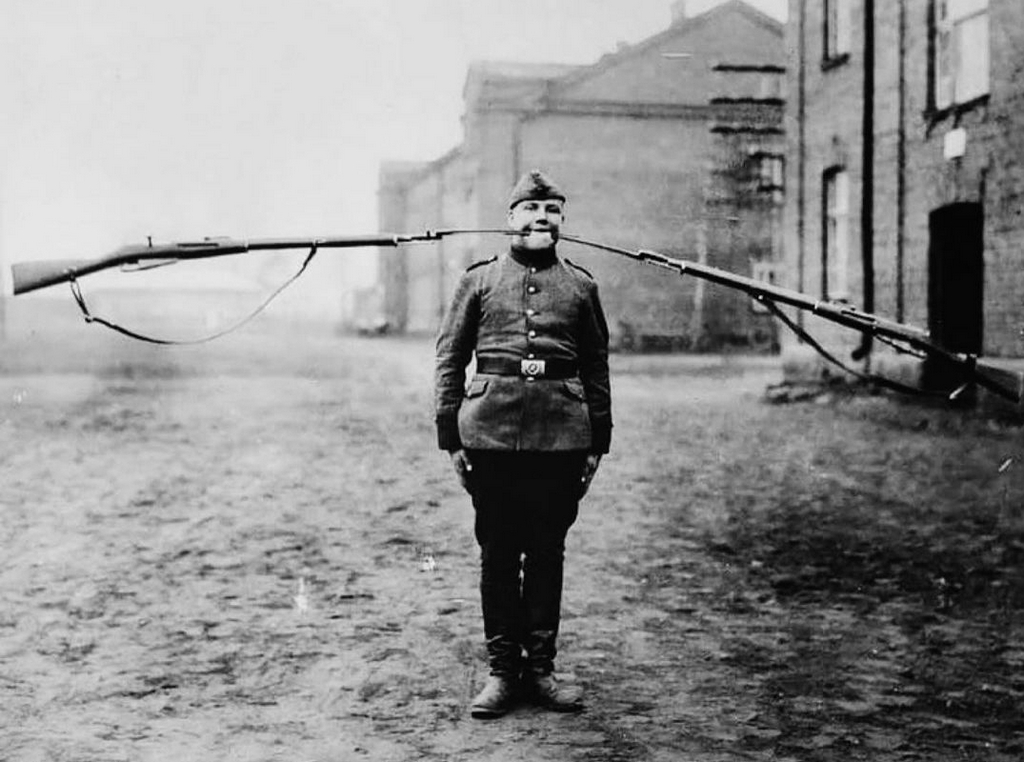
434 247 612 454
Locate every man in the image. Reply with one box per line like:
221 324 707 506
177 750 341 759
434 169 612 719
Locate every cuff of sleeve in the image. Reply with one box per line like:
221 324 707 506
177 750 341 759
436 416 463 452
590 423 612 454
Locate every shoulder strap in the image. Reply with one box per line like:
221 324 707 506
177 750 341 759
465 255 497 273
564 258 595 279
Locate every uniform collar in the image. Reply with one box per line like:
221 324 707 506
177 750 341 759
508 245 558 270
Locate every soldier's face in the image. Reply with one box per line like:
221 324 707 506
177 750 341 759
508 199 564 249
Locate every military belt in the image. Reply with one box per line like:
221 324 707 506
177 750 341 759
476 356 579 379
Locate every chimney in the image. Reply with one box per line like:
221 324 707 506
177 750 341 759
671 0 688 22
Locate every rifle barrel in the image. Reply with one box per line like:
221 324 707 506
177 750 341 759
561 234 1019 403
10 229 521 295
562 234 929 342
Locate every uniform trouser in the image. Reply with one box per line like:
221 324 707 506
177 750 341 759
467 449 587 678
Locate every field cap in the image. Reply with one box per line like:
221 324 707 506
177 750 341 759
508 169 567 209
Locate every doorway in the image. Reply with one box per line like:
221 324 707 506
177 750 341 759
925 202 984 392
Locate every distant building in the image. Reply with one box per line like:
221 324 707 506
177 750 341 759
80 265 266 336
378 0 785 351
783 0 1024 403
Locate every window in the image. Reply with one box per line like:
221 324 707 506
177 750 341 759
823 169 850 300
934 0 989 109
824 0 852 61
754 153 785 192
758 73 784 100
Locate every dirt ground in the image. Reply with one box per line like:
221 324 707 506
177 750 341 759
1 327 1023 761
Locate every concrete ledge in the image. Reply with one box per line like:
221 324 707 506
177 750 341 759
781 344 857 385
781 344 1024 422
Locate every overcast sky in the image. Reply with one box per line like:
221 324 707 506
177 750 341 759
0 0 785 297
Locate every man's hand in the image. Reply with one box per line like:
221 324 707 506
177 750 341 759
579 454 602 498
450 449 473 493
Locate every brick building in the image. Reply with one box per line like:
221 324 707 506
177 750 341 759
783 0 1024 403
378 0 785 350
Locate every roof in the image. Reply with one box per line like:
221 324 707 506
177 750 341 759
679 0 784 35
462 60 582 110
460 1 783 113
547 0 783 100
467 60 581 79
378 145 465 194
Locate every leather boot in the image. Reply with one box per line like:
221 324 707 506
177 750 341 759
524 672 584 713
470 675 518 719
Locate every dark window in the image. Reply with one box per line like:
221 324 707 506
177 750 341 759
822 167 850 300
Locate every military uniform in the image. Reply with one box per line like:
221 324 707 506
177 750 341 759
435 236 612 687
435 247 612 454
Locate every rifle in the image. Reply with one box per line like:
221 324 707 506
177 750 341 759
560 234 1022 405
8 229 1021 404
10 229 512 295
9 229 517 345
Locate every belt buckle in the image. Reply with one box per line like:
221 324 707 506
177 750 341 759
520 359 546 378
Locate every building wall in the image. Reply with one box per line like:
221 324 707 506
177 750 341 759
520 111 705 342
382 1 785 348
377 163 421 331
786 0 1024 377
403 172 444 334
783 0 866 360
899 0 1024 357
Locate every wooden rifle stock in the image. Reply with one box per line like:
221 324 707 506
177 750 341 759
12 259 106 295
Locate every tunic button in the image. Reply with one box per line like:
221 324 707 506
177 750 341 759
528 330 537 338
528 286 537 294
526 309 536 316
527 353 535 359
530 267 537 273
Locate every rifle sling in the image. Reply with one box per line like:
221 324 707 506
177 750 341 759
67 245 320 346
762 298 953 400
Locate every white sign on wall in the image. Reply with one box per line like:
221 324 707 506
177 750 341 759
944 128 968 160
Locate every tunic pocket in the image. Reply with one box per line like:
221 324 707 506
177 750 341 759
464 378 489 398
560 379 587 402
